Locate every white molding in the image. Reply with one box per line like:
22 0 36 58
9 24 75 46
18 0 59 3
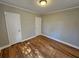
42 34 79 49
0 35 38 50
43 6 79 15
0 1 37 14
21 35 39 42
0 34 79 50
0 1 79 15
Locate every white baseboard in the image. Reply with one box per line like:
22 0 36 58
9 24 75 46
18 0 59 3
0 35 38 50
0 34 79 50
21 35 39 42
42 34 79 49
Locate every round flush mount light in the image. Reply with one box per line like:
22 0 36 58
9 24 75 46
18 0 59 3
39 0 47 6
37 0 47 7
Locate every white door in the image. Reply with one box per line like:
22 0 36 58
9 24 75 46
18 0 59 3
5 12 22 45
35 16 42 35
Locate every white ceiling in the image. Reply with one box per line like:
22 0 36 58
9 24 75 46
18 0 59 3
0 0 79 15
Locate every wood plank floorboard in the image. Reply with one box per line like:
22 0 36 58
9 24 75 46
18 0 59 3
0 35 79 58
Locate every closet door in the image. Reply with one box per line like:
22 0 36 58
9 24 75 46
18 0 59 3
5 12 22 45
35 16 42 35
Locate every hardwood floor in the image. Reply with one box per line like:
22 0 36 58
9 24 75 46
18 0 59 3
0 35 79 58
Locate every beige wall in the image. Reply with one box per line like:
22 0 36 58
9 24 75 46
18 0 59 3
0 4 9 47
0 3 79 47
42 8 79 47
0 4 36 47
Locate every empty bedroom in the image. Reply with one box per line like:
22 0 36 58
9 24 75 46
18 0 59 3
0 0 79 58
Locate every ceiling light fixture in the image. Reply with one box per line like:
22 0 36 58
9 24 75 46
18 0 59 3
39 0 47 7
